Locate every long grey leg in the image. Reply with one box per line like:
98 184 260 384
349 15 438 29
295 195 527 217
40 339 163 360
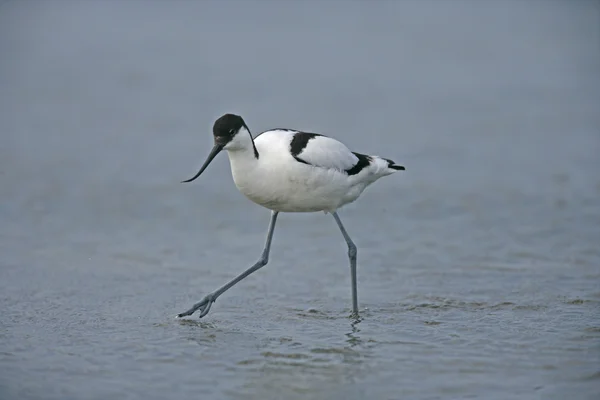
177 211 279 318
332 212 359 317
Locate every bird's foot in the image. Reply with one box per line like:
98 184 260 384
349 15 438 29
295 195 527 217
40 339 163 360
177 294 216 319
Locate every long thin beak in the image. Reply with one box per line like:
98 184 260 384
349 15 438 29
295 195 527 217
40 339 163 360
181 143 223 183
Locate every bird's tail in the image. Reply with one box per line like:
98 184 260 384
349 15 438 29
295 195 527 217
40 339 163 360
384 158 405 171
369 156 405 178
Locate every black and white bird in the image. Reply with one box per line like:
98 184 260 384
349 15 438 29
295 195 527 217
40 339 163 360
178 114 405 319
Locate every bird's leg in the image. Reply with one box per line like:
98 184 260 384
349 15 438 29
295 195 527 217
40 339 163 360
177 211 279 318
332 212 359 318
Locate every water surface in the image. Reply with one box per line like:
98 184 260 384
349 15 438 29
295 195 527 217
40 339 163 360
1 1 599 399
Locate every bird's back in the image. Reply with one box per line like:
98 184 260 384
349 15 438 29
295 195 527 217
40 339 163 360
228 129 403 212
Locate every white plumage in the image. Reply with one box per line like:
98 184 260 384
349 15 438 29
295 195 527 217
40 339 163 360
220 127 402 212
177 114 404 319
282 131 359 170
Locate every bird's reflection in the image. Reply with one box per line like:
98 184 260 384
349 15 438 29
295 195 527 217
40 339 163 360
345 318 363 347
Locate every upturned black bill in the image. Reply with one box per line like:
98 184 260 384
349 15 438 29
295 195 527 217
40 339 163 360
181 143 223 183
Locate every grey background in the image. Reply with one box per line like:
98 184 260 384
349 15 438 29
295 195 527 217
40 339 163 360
1 1 599 399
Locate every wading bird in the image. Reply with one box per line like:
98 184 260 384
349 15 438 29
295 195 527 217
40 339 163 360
178 114 404 318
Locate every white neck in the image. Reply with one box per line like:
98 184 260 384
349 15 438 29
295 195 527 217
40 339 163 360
224 127 259 174
223 127 257 154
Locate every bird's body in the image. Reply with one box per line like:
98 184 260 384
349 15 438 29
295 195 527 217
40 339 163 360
228 129 403 213
177 114 404 319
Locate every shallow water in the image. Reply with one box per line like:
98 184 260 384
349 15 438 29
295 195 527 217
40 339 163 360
1 1 599 399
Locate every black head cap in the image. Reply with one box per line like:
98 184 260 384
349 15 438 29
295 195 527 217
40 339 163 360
213 114 247 146
181 113 255 184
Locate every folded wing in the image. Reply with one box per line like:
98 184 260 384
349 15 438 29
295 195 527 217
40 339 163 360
292 132 362 172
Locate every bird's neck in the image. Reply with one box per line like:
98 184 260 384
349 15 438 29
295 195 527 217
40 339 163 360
225 127 259 159
226 145 259 166
225 130 260 175
226 140 261 189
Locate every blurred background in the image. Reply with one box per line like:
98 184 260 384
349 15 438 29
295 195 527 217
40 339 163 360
1 1 598 399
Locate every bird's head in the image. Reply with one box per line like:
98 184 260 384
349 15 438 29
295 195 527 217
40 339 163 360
182 113 252 183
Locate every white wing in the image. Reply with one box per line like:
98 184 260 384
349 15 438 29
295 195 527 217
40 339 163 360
295 134 360 171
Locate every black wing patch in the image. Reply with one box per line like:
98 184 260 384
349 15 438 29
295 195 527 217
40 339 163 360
383 157 405 170
290 132 323 158
290 134 377 176
345 152 372 175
